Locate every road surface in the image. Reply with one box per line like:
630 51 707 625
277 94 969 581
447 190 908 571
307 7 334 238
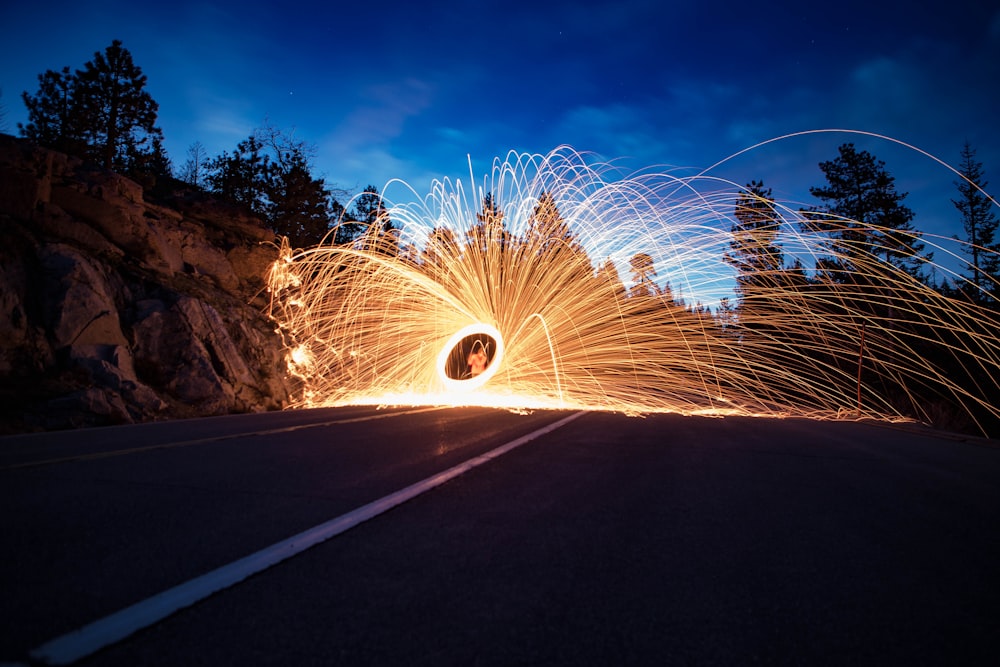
1 406 998 665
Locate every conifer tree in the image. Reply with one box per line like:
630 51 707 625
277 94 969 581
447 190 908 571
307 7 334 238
596 257 627 301
19 66 83 155
466 192 507 253
208 133 272 217
20 41 164 179
524 191 590 275
952 141 999 301
803 143 928 281
423 227 460 268
525 192 583 256
352 185 397 255
268 146 332 248
725 180 784 301
629 252 657 298
73 40 163 172
352 185 387 228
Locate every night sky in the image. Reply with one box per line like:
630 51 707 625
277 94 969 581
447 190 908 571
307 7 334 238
2 0 998 244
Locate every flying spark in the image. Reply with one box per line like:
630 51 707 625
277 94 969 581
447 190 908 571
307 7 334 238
266 141 1000 435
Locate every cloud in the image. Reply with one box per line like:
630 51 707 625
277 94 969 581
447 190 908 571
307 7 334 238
330 78 435 150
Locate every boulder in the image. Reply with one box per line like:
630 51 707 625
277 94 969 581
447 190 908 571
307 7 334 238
39 243 130 351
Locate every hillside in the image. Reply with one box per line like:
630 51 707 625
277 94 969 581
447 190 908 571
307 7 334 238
0 134 295 432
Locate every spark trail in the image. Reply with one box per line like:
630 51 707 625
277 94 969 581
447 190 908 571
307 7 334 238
266 143 1000 435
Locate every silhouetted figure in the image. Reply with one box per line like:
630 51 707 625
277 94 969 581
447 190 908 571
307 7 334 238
467 343 488 377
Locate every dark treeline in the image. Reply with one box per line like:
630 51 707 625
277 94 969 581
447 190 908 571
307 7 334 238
14 40 388 249
13 41 1000 435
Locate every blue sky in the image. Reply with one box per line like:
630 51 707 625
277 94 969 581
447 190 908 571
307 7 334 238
2 0 998 247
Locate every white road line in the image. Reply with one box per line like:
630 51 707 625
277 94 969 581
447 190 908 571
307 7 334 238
27 410 586 666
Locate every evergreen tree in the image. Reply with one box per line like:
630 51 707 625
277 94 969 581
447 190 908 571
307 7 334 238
352 185 398 254
206 126 339 247
128 133 172 187
803 143 928 280
352 185 386 227
268 146 332 248
952 141 999 301
207 133 272 217
256 123 342 246
466 192 509 254
629 252 657 297
19 66 84 155
333 210 365 245
20 41 164 179
725 180 784 301
523 191 591 277
525 192 583 256
422 227 460 268
73 40 163 172
596 257 626 301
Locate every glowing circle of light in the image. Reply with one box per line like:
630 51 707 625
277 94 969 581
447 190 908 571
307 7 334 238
436 323 505 393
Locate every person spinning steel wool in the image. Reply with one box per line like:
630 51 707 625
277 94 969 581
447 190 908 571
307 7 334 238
467 343 489 377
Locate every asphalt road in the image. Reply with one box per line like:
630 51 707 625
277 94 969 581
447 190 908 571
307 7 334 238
1 407 998 666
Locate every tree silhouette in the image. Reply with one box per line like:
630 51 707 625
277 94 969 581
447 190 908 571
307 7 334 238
179 141 210 188
268 146 333 248
423 226 460 268
465 192 510 254
73 40 162 172
629 252 657 297
352 185 387 227
20 41 164 179
725 180 784 300
351 185 399 254
208 133 272 217
952 141 999 302
525 191 584 256
20 66 83 156
803 143 927 281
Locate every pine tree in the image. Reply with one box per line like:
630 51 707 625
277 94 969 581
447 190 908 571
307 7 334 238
466 192 509 254
952 141 999 301
128 133 172 187
629 253 657 298
523 191 590 277
803 143 928 281
525 192 582 256
19 66 84 155
423 227 460 268
725 180 784 301
207 133 272 217
268 146 332 248
73 40 163 172
352 185 386 227
593 257 629 308
20 41 164 178
352 186 397 255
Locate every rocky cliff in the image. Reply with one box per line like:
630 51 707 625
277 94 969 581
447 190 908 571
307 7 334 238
0 134 295 432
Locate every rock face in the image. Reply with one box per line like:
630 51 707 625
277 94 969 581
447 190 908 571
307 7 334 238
0 134 295 432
